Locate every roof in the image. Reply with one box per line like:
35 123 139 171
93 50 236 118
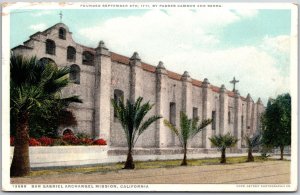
11 45 33 50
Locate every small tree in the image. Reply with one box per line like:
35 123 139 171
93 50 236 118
244 132 261 162
209 133 238 163
111 97 161 169
164 112 212 166
261 93 291 160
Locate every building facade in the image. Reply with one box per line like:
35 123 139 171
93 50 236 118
12 23 265 150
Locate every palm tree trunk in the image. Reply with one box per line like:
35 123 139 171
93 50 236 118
123 147 135 169
181 146 187 166
280 145 284 160
220 148 226 163
10 112 30 177
247 148 254 162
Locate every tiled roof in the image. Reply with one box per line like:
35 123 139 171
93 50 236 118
191 79 202 87
142 62 156 73
11 45 33 50
111 52 130 64
211 85 220 93
166 70 182 81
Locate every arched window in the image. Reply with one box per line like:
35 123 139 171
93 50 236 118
114 89 124 117
59 27 66 40
45 39 56 55
38 57 56 68
82 51 94 65
63 129 74 136
70 64 80 84
67 46 76 61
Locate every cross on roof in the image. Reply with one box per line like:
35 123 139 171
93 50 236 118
59 11 63 23
230 77 239 92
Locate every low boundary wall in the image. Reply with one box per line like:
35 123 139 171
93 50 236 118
10 146 252 169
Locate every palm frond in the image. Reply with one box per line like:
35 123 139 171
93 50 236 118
209 133 238 150
163 119 183 146
191 118 212 138
133 115 161 146
112 96 159 149
244 132 261 148
138 115 162 136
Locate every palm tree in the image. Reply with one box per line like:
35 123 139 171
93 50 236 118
244 132 261 162
111 97 161 169
164 112 212 166
209 133 238 163
10 55 82 177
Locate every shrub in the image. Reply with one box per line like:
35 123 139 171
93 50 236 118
79 138 94 145
38 136 54 146
29 138 41 146
93 139 107 145
11 135 107 147
62 134 80 145
76 133 90 139
52 138 68 146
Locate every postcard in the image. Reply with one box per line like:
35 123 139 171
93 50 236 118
2 1 298 192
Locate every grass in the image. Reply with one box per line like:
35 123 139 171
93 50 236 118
27 156 276 177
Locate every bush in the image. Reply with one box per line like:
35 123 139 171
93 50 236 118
62 134 80 145
38 136 54 146
79 138 94 145
52 138 68 146
10 136 107 146
76 133 90 139
29 138 41 146
93 139 107 145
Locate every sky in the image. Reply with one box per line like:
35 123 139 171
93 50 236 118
10 8 292 104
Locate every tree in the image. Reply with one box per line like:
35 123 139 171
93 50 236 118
244 132 261 162
111 97 161 169
10 55 82 177
261 93 291 160
209 133 238 163
164 112 212 166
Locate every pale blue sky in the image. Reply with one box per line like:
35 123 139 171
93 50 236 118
9 9 292 103
10 9 291 48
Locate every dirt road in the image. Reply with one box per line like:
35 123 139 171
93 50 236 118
11 161 290 184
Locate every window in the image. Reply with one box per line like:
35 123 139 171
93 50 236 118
228 111 231 124
114 89 124 117
170 102 176 126
241 115 244 145
212 111 216 130
241 115 244 131
70 64 80 84
82 51 94 65
38 57 56 68
67 46 76 61
59 27 66 40
46 39 56 55
63 129 74 136
193 107 198 120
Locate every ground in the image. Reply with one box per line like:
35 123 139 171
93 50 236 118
11 160 290 184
